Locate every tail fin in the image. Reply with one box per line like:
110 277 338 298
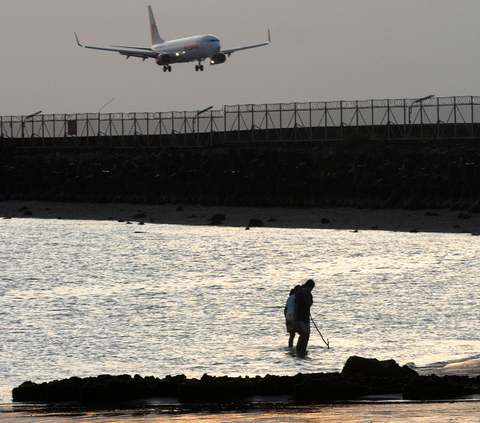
148 5 164 45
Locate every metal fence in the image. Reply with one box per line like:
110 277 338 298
2 96 480 148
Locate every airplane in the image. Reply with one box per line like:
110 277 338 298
75 5 270 72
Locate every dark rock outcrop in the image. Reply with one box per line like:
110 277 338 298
247 218 264 228
208 214 226 225
342 355 417 378
12 356 480 405
403 375 477 400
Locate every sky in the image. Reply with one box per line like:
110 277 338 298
2 0 480 116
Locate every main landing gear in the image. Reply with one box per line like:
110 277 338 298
163 65 172 72
195 63 204 72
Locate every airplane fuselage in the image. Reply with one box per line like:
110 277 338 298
152 35 221 63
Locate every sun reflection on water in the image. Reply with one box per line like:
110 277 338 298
1 219 479 405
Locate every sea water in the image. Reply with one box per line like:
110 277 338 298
1 217 480 405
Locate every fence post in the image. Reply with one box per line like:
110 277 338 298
224 106 227 144
237 105 241 143
159 112 162 147
184 111 187 147
265 104 269 142
437 98 440 141
356 101 359 136
251 104 255 142
280 103 283 142
471 96 475 141
371 101 375 141
340 101 344 141
294 102 297 142
453 97 457 141
121 113 125 147
387 99 391 142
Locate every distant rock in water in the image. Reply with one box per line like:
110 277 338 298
208 214 226 225
247 218 264 228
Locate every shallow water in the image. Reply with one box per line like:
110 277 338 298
1 218 480 404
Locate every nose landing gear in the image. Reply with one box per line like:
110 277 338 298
195 63 204 72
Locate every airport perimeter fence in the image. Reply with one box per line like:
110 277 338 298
2 96 480 148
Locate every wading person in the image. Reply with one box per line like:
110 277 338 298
284 285 302 348
294 279 315 352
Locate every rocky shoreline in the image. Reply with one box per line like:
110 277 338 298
2 142 480 214
12 357 480 406
2 142 480 234
2 200 480 235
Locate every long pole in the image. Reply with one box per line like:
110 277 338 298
310 315 330 349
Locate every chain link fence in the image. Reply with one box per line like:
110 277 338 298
1 96 479 148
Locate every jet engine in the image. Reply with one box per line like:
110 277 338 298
156 54 171 66
210 53 227 65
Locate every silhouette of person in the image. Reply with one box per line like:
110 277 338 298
294 279 315 352
284 285 302 348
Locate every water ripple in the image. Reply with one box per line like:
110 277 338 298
1 219 479 404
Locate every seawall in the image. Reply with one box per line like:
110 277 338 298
2 141 480 212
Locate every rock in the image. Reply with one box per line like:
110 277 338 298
208 214 226 225
403 375 476 400
3 145 480 213
294 374 367 401
341 356 417 378
15 360 480 406
12 381 47 402
247 218 264 228
178 375 256 403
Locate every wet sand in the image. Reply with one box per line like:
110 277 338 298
2 401 480 422
1 200 480 234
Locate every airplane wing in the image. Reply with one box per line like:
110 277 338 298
221 29 270 57
75 33 158 60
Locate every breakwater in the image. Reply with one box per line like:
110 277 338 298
2 142 480 211
12 357 480 405
12 356 479 406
